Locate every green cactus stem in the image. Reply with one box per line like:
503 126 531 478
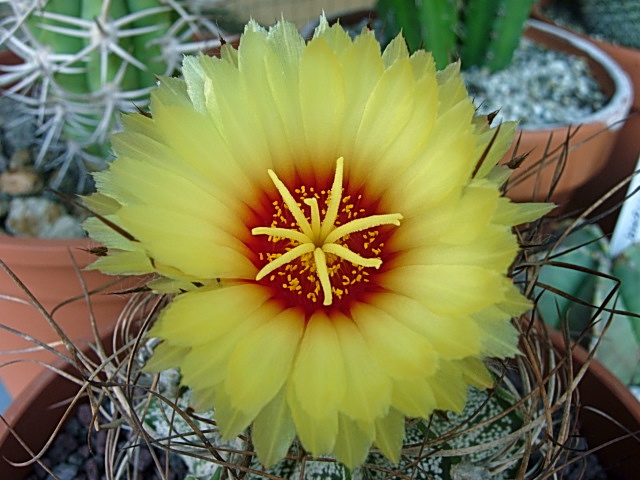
0 0 238 191
535 223 606 335
579 0 640 49
375 0 536 71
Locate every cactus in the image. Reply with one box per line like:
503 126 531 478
0 0 239 193
143 366 528 480
536 222 640 386
579 0 640 49
375 0 536 71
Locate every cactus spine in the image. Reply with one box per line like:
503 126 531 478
0 0 233 193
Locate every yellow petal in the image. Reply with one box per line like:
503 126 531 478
178 298 273 405
369 291 483 359
333 414 374 470
150 283 270 347
224 307 304 415
237 28 299 180
335 31 384 157
381 265 506 316
118 205 255 280
429 362 469 413
374 408 405 464
143 342 189 373
473 121 518 180
388 182 498 250
473 306 522 358
363 72 439 197
214 386 256 439
292 311 346 419
86 251 153 275
352 57 415 174
382 34 410 67
332 312 392 423
390 102 476 214
299 35 345 170
394 225 518 272
201 58 274 184
316 21 352 54
350 302 438 380
252 386 296 468
287 379 338 456
151 99 258 199
493 198 556 226
391 377 437 418
454 357 494 389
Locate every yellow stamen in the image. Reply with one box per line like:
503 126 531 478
255 243 315 281
322 243 382 269
252 227 309 244
304 197 322 239
253 159 402 305
320 157 344 238
313 247 332 305
267 169 314 239
324 214 403 245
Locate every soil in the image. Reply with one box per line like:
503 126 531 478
23 403 188 480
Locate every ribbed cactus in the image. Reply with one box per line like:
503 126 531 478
0 0 237 193
536 223 640 386
579 0 640 49
143 368 530 480
375 0 536 71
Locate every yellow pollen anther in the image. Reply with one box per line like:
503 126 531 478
253 158 403 305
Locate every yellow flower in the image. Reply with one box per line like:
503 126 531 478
85 18 552 469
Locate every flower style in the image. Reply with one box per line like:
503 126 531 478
84 18 552 469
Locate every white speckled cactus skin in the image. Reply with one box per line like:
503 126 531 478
0 0 233 192
579 0 640 49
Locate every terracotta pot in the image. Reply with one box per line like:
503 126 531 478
533 0 640 231
0 326 120 480
0 51 139 399
550 331 640 479
0 356 83 480
507 20 632 208
0 236 136 399
301 11 633 211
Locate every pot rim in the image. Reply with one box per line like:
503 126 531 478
0 234 93 249
521 19 633 132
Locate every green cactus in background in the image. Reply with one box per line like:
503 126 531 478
579 0 640 49
536 222 640 386
0 0 241 193
375 0 536 71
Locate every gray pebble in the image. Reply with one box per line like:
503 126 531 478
464 38 606 127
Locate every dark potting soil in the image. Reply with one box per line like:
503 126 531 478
24 403 189 480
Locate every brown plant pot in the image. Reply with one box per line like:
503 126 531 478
0 326 119 480
550 331 640 479
0 235 137 399
532 0 640 230
507 20 632 209
0 357 83 480
301 12 633 212
0 50 139 399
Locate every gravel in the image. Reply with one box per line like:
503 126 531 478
463 38 608 127
0 95 91 238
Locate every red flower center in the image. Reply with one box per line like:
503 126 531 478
248 159 402 314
